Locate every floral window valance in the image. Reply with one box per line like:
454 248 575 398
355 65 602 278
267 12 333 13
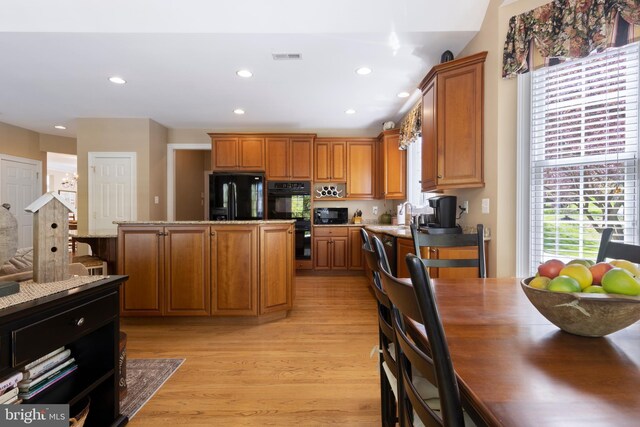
398 101 422 150
503 0 640 78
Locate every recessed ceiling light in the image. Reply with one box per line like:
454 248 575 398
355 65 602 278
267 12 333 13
355 67 372 75
236 70 253 78
397 91 410 98
233 109 245 115
108 76 126 84
345 109 356 115
54 125 66 130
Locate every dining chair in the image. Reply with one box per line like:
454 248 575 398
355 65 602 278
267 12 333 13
410 224 486 278
361 229 399 427
596 228 640 263
378 252 474 427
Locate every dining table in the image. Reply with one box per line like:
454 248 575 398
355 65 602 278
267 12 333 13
408 277 640 427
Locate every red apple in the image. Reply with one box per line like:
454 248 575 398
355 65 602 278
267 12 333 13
590 262 614 285
537 259 565 279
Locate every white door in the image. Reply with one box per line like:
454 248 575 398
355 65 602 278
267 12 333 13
88 152 136 233
0 156 41 248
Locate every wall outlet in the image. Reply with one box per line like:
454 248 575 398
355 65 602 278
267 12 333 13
461 200 469 214
481 198 490 214
372 206 378 215
154 196 160 204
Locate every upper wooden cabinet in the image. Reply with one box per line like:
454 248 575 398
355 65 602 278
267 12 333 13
346 139 376 199
378 129 406 200
314 139 346 182
266 135 314 180
419 52 486 191
209 134 266 171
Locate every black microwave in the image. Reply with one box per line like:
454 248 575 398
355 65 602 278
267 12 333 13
314 208 349 225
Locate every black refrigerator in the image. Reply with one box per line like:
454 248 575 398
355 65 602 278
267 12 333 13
209 173 264 220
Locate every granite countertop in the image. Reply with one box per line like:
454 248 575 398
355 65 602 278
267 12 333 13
365 225 412 238
115 220 296 225
70 232 118 238
312 223 365 227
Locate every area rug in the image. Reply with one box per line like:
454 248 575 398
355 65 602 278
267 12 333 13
120 358 185 420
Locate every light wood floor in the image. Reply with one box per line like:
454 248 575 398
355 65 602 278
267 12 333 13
122 274 382 426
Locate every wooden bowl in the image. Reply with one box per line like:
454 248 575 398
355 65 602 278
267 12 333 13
521 278 640 337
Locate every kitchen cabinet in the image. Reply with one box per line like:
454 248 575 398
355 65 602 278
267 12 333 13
378 129 406 199
266 135 314 180
348 226 364 270
314 139 346 182
209 134 266 171
419 52 486 191
211 225 258 316
118 225 210 316
259 223 294 314
396 237 417 278
313 227 348 270
346 139 377 199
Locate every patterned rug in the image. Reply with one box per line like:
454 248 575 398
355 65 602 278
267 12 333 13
120 358 184 420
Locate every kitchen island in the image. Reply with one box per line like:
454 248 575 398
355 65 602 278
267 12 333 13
117 220 295 322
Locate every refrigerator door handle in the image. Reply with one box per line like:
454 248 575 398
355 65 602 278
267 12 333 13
230 182 237 220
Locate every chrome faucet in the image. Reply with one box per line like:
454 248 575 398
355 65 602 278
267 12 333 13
399 202 414 223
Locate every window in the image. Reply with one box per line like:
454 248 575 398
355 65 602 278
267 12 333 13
520 43 640 275
406 137 430 207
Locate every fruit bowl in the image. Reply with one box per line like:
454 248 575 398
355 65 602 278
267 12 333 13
521 277 640 337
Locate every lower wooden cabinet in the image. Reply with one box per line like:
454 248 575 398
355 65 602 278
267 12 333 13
118 223 294 318
348 226 364 270
313 226 364 271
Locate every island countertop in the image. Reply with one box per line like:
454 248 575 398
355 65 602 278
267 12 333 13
115 220 295 225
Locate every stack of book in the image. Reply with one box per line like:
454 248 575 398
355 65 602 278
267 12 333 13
0 372 23 404
17 347 78 401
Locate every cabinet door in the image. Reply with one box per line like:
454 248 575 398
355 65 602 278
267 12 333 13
260 224 293 314
346 140 375 199
330 141 347 181
164 226 210 316
383 132 406 199
313 237 332 270
314 140 331 182
212 137 239 170
421 80 438 191
331 237 349 270
211 226 258 315
290 137 313 180
437 62 483 188
396 237 415 279
239 137 265 170
348 227 364 270
266 137 290 180
118 226 164 316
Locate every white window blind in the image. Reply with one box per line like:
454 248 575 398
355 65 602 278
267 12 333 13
530 43 640 272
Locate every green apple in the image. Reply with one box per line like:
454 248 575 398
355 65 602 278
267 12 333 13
583 285 607 294
601 268 640 296
568 259 595 267
529 276 551 290
547 276 581 293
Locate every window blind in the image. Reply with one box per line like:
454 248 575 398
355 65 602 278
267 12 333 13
529 43 640 272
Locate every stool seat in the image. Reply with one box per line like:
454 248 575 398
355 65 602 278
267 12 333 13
71 255 107 275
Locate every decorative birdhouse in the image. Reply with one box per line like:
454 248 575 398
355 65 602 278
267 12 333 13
25 192 74 283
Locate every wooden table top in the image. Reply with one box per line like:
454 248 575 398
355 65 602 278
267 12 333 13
409 277 640 427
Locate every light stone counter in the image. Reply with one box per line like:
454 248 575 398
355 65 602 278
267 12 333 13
114 220 295 225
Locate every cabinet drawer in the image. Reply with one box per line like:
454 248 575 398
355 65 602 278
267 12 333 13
12 292 118 367
313 227 349 237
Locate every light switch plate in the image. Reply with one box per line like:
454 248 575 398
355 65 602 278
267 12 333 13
372 206 378 215
481 198 490 214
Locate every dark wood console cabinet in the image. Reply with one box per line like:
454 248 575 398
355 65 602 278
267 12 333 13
0 276 127 427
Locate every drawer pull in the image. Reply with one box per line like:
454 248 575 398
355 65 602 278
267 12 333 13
75 317 85 327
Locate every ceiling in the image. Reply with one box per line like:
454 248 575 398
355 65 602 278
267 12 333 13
0 0 490 138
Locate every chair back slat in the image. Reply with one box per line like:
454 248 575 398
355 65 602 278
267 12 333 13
411 224 486 278
596 228 640 263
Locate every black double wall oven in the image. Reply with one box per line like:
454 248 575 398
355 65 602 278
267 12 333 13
267 181 312 260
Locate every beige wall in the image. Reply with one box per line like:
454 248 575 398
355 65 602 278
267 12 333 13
175 150 207 220
450 0 550 277
76 118 168 233
39 133 76 155
0 121 47 193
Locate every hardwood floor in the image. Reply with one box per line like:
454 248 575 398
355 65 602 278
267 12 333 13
122 274 381 426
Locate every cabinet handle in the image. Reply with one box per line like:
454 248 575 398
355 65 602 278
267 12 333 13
74 317 85 327
211 231 216 236
288 230 293 234
437 175 443 179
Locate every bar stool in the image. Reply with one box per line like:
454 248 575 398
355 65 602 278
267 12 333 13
71 255 108 275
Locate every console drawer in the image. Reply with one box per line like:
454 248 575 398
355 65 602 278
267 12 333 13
313 227 349 237
12 292 118 367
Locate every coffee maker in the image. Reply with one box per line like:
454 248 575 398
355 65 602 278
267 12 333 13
427 195 460 233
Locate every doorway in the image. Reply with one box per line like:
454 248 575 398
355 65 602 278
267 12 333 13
88 152 137 233
0 154 42 248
